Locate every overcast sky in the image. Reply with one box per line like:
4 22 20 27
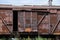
0 0 60 6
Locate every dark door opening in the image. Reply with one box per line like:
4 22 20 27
13 11 18 31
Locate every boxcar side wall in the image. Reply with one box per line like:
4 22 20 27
0 6 60 35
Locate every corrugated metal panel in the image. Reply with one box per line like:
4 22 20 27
18 11 37 32
32 12 37 31
18 11 24 32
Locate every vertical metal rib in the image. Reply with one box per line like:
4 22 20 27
24 11 25 29
31 12 32 29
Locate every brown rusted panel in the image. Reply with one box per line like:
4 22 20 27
25 12 31 18
32 12 37 32
50 14 57 26
2 25 9 33
0 10 13 34
42 15 49 23
37 15 49 24
18 12 24 32
25 19 31 24
32 12 37 18
24 12 31 28
54 23 60 33
25 12 31 24
38 23 49 33
50 14 60 35
0 13 7 19
37 15 42 22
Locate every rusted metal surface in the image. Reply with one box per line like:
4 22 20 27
37 14 46 26
0 9 13 34
50 14 57 26
52 20 60 33
0 5 60 35
17 9 60 35
18 11 37 32
37 12 50 34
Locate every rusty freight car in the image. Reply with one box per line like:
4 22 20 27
0 5 60 38
16 5 60 36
